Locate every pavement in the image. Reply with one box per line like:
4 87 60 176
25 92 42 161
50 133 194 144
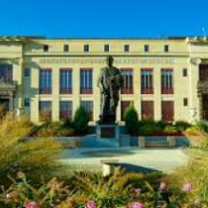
59 147 188 173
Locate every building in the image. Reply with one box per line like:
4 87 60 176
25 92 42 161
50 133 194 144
0 36 208 124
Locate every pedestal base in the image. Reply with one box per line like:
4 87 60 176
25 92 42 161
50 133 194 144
96 124 120 140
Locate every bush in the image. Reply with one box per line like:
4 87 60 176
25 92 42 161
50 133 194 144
73 106 90 134
163 126 178 134
186 126 201 135
195 121 208 132
35 122 74 137
139 125 155 135
175 120 192 131
124 103 139 135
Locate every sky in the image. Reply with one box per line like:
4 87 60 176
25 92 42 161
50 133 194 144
0 0 208 38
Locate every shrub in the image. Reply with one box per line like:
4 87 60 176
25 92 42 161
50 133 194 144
73 106 90 134
139 125 154 135
124 103 139 135
186 126 201 135
175 120 192 131
195 121 208 132
163 126 177 134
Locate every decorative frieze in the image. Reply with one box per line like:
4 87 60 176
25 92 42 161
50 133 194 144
39 57 175 65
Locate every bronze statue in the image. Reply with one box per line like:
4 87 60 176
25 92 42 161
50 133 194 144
97 56 123 123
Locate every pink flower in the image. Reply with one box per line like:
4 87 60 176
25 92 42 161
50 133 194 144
6 193 11 199
129 202 145 208
86 200 96 208
159 182 167 190
24 201 38 208
183 182 192 191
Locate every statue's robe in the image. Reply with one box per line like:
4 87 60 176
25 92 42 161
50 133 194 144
97 66 123 115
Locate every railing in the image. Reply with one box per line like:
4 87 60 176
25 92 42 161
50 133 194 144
0 79 17 91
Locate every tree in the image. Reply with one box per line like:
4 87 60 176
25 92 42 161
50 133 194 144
124 103 139 135
73 106 90 134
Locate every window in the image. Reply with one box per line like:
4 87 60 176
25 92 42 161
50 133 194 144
80 69 93 94
124 44 129 52
164 45 169 52
199 64 208 81
64 44 69 52
162 101 174 121
121 101 131 121
39 101 52 122
161 69 173 94
121 69 133 94
81 101 93 121
60 69 72 94
24 68 30 77
144 45 149 52
104 44 110 52
0 64 13 81
43 45 49 52
24 98 30 107
39 69 52 94
141 101 154 120
183 68 187 77
183 98 188 106
60 101 72 120
141 69 154 94
84 44 89 52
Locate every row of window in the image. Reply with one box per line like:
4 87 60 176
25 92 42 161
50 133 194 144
42 44 170 53
35 68 188 95
27 100 187 122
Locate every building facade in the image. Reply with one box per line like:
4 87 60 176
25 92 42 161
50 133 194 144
0 36 208 124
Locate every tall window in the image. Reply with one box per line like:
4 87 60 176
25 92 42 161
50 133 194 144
60 69 72 94
0 64 13 81
39 69 52 94
162 101 174 121
161 69 173 94
121 68 133 94
60 101 72 120
80 69 93 94
183 68 187 77
121 101 131 121
141 69 154 94
81 101 93 121
39 101 52 121
141 101 154 120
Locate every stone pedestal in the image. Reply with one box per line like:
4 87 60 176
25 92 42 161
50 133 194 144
167 136 176 147
139 136 145 148
96 124 120 140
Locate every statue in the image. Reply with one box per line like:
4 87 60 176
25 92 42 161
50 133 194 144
97 56 123 124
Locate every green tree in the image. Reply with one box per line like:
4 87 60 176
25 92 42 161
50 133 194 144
124 103 139 135
73 106 90 134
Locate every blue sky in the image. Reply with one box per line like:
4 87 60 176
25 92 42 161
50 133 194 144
0 0 208 38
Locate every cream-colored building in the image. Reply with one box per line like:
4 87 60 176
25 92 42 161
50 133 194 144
0 36 208 124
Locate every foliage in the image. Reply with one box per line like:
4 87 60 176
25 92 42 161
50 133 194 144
163 126 178 134
186 126 201 136
0 108 62 187
73 106 90 134
174 120 192 131
35 122 74 137
195 121 208 132
124 104 139 135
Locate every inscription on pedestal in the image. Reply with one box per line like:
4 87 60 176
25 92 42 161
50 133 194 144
101 127 115 138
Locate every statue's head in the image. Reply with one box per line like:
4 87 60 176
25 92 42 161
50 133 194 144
106 56 114 67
